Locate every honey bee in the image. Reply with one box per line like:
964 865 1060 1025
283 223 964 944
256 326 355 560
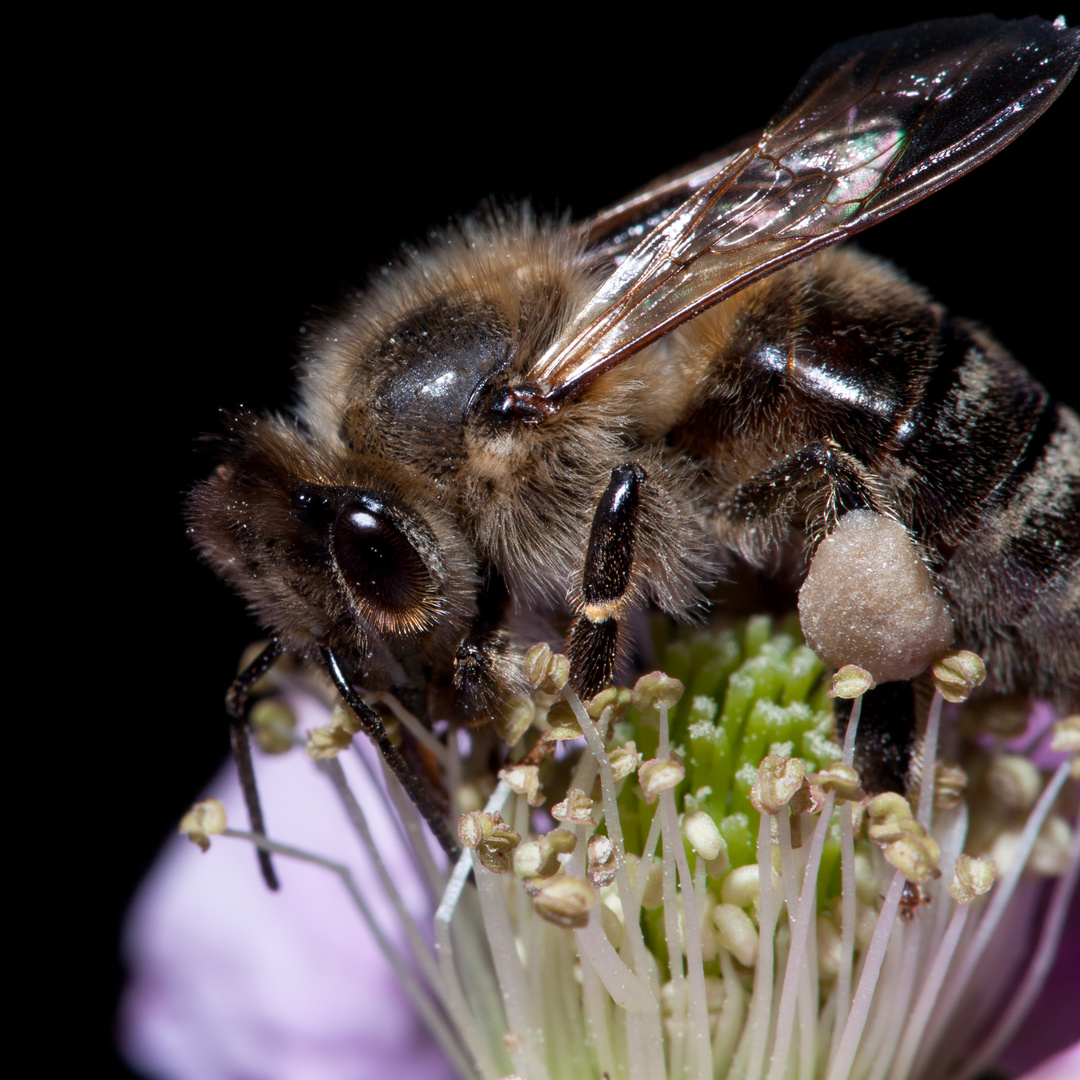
190 16 1080 872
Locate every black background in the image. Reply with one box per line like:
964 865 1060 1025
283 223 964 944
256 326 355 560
92 6 1076 1074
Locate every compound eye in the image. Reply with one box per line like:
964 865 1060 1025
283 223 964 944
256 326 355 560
331 496 438 635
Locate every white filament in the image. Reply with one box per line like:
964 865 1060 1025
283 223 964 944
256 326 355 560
743 809 782 1080
768 792 836 1080
888 900 972 1080
223 828 478 1080
657 703 713 1080
827 870 905 1080
917 692 944 830
565 687 666 1080
918 758 1073 1073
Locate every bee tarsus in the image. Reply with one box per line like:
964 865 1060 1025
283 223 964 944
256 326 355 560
724 439 890 547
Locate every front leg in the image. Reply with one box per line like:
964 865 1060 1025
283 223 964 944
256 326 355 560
567 462 647 700
321 645 461 859
452 566 530 724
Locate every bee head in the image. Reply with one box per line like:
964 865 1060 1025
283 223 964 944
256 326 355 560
187 411 476 681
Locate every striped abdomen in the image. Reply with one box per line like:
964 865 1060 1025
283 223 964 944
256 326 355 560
677 248 1079 709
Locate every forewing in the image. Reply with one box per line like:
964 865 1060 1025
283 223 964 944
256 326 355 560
583 132 757 262
534 15 1080 401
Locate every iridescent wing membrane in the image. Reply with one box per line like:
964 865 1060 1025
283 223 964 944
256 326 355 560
529 16 1080 403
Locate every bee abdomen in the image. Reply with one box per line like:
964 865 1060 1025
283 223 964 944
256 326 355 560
896 320 1055 552
935 399 1080 709
683 252 1079 709
887 315 1077 706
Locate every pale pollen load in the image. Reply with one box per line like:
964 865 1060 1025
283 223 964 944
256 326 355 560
797 510 955 683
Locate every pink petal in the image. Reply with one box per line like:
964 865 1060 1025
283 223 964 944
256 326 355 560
1015 1043 1080 1080
997 880 1080 1078
119 695 456 1080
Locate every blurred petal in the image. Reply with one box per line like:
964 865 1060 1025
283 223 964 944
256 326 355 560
119 693 455 1080
987 701 1079 1077
1015 1043 1080 1080
998 882 1080 1078
1004 702 1067 770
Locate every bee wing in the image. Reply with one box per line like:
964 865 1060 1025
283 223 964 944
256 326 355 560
583 132 758 261
533 15 1080 402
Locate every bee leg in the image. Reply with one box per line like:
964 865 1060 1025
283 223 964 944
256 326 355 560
725 438 889 548
833 680 917 794
453 567 527 724
727 444 917 795
321 645 461 860
453 628 513 721
225 637 284 891
567 462 646 700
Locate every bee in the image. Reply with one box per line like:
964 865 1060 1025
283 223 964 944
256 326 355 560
190 16 1080 875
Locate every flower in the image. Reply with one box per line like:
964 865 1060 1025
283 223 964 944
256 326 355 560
120 621 1079 1079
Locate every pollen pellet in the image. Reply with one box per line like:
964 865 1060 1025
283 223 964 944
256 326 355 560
798 510 954 683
